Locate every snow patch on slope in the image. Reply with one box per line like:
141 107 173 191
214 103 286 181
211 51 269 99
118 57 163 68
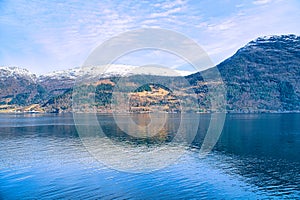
0 66 37 82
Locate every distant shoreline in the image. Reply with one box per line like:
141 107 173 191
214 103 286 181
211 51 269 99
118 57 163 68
1 110 300 114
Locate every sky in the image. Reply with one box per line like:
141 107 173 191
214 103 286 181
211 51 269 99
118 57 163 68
0 0 300 74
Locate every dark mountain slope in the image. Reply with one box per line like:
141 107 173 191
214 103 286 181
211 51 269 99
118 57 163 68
188 34 300 112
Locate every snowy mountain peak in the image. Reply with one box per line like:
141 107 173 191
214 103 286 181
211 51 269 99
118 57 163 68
0 66 37 82
246 34 300 47
38 67 82 80
38 64 192 81
1 65 192 85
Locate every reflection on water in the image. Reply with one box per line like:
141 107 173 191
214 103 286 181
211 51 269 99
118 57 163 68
0 113 299 199
214 114 300 197
73 113 201 172
216 114 300 161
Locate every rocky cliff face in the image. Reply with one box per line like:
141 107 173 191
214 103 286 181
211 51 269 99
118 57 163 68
1 35 300 113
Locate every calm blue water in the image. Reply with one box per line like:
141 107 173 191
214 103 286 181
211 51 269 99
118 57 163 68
0 113 299 199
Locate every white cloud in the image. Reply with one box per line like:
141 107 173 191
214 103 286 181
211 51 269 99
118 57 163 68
153 0 186 9
150 7 184 18
20 1 136 73
207 20 236 31
1 0 299 74
253 0 272 5
161 0 186 9
199 0 300 65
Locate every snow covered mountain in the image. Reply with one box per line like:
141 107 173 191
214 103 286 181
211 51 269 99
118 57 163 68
188 34 300 112
38 64 192 82
0 64 193 106
1 34 300 113
245 34 300 48
0 66 38 106
0 66 37 82
0 64 192 84
34 64 193 96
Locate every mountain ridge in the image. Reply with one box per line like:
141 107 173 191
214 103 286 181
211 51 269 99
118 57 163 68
1 34 300 113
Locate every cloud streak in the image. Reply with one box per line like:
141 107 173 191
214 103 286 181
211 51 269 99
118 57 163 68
0 0 299 74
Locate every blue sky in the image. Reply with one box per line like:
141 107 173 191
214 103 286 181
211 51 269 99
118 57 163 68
0 0 300 74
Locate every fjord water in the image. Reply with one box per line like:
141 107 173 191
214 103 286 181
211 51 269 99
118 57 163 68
0 113 299 199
